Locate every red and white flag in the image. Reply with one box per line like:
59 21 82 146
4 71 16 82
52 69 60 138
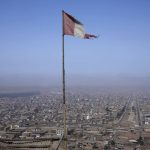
63 11 97 39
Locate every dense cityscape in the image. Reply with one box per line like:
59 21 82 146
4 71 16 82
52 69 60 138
1 1 150 150
0 88 150 149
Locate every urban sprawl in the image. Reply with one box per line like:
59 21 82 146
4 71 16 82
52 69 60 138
0 88 150 150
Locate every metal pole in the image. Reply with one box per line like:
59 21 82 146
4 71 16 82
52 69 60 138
62 10 67 150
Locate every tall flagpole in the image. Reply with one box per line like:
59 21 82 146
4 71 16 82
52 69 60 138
62 10 67 150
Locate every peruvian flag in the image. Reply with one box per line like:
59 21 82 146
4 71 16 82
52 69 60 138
63 11 97 39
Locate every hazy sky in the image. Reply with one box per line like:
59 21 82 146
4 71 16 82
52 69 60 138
0 0 150 88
